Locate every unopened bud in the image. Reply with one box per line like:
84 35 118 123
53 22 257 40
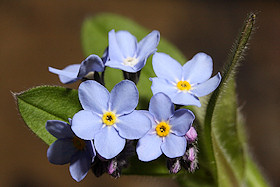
189 161 197 173
185 127 197 143
107 159 118 175
188 147 196 162
167 158 181 174
181 146 198 173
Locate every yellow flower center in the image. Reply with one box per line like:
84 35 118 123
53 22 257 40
102 111 117 126
176 80 191 91
72 136 86 150
156 121 171 137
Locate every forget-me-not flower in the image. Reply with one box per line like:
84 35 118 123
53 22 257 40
46 120 95 182
105 29 160 73
49 54 106 84
150 52 221 107
71 80 151 159
136 93 195 162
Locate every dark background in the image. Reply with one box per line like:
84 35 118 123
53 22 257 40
1 0 279 186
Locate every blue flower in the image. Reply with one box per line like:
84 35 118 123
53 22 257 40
46 120 95 182
150 52 222 107
49 54 105 84
105 29 160 73
71 80 151 159
136 93 195 162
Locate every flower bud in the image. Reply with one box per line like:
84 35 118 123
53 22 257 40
185 127 197 143
181 146 198 173
167 158 181 174
188 147 196 162
108 159 118 175
189 161 197 173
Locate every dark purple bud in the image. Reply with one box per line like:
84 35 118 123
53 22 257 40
167 158 181 174
107 140 135 178
108 159 118 175
189 161 197 173
185 127 197 143
107 158 121 178
181 146 198 173
188 147 196 162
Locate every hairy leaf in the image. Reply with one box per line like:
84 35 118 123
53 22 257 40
15 86 81 145
199 13 256 186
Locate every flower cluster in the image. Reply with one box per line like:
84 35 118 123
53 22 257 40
46 29 221 181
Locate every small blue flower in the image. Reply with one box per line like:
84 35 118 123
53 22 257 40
71 80 151 159
46 120 95 182
150 52 222 107
136 93 195 162
49 54 105 84
105 29 160 73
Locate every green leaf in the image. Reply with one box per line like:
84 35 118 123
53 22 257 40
245 155 269 187
15 86 81 145
212 80 245 186
237 109 269 187
196 13 256 186
81 13 186 109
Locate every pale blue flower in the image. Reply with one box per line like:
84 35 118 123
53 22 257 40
71 80 151 159
150 52 221 107
105 29 160 73
49 54 105 84
46 120 95 182
136 93 195 162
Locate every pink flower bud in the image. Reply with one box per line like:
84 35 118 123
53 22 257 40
185 127 197 142
188 147 196 162
107 160 117 175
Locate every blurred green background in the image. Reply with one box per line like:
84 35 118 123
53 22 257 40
1 0 279 186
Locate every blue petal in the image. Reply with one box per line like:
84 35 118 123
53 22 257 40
78 80 109 114
150 77 177 99
115 30 137 58
133 58 146 72
71 110 102 140
169 109 195 136
136 134 162 162
149 93 174 122
172 92 201 107
108 29 125 62
117 110 151 139
94 126 126 159
137 30 160 61
109 80 138 115
161 134 186 158
77 55 105 79
191 73 221 97
182 52 213 84
46 120 74 139
138 110 156 126
105 60 136 73
69 151 92 182
47 139 77 165
152 52 182 81
49 64 80 84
